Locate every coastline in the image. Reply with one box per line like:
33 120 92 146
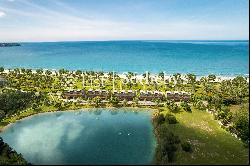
2 69 249 82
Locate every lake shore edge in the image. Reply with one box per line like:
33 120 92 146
0 106 158 132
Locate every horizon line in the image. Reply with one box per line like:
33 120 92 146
1 39 249 43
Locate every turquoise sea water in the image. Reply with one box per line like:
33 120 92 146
0 40 249 75
0 109 156 165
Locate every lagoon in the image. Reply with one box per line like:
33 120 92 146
0 109 156 165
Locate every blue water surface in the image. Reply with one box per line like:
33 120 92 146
0 109 156 165
0 40 248 75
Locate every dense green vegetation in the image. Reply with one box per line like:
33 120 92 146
0 90 43 120
0 89 50 126
228 104 249 144
0 67 249 165
0 137 28 165
152 112 182 164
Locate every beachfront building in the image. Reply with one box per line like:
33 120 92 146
62 90 86 99
86 89 109 99
139 90 165 101
181 91 191 102
113 90 136 101
62 89 110 100
61 88 191 103
166 91 175 100
166 91 191 102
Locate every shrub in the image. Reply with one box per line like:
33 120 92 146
0 137 28 165
158 108 165 112
181 101 192 112
165 114 178 124
181 142 192 152
153 113 165 126
195 100 206 111
109 97 119 107
232 106 249 143
166 100 181 113
154 125 181 164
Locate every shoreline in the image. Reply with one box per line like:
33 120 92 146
2 69 249 82
0 106 157 133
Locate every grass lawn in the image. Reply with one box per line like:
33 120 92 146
229 103 248 113
161 108 249 165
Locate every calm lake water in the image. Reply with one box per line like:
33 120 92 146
0 40 249 75
0 109 156 165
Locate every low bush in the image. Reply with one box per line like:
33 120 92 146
154 125 181 164
153 113 165 126
181 141 192 152
165 113 178 124
181 102 192 112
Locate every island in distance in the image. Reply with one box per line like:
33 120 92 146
0 43 21 47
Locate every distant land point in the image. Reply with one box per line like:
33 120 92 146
0 43 21 47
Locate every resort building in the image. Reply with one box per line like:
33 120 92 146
61 89 191 103
113 90 136 101
62 90 86 99
166 91 191 102
181 91 191 102
166 91 175 100
86 89 109 99
139 90 165 101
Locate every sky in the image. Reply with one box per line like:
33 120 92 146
0 0 249 42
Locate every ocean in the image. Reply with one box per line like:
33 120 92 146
0 40 248 76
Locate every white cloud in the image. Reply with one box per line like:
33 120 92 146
0 0 248 41
0 11 6 18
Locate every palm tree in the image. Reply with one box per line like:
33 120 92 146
186 73 196 93
0 67 4 73
21 68 26 74
126 72 134 80
36 69 43 75
26 69 32 75
208 74 216 82
109 97 119 107
200 76 212 95
45 70 52 76
173 73 183 91
14 68 20 74
143 71 150 84
122 99 128 107
59 68 66 75
93 96 102 107
108 72 113 80
158 71 164 79
75 70 82 76
127 82 133 89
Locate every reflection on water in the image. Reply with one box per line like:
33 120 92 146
55 112 63 117
93 109 102 115
0 109 156 165
110 110 118 115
